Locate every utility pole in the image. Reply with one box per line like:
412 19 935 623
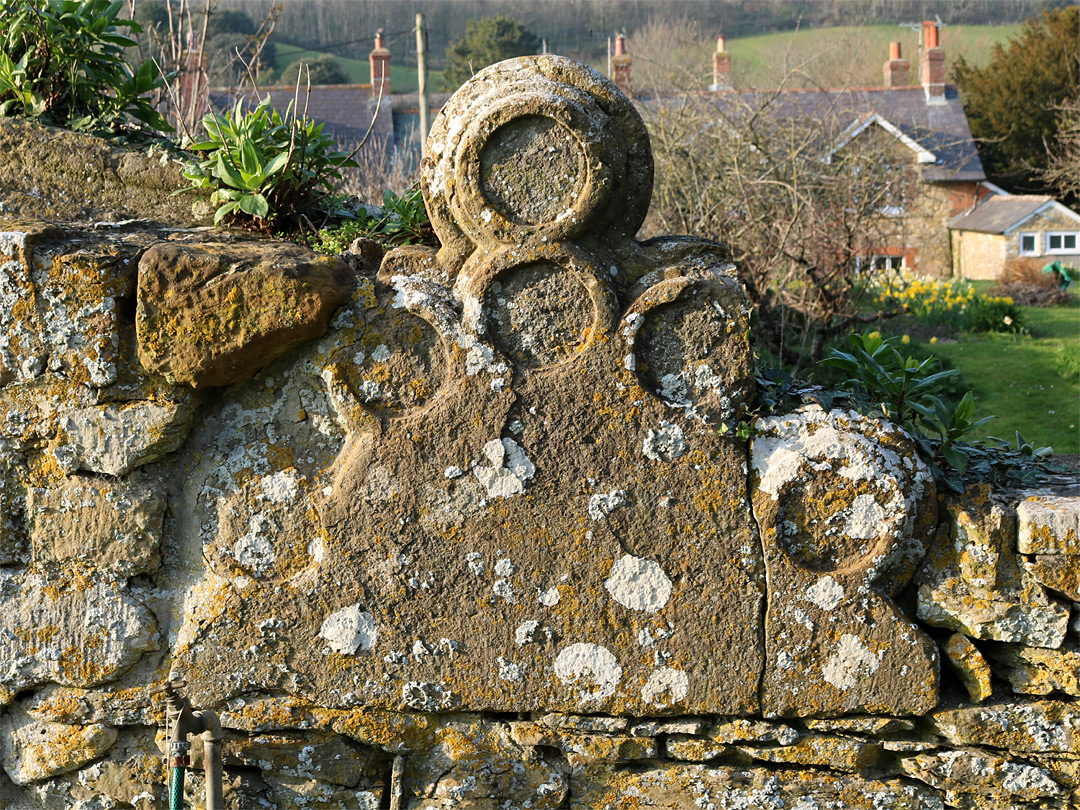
416 12 430 157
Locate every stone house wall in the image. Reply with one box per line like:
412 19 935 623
953 207 1080 281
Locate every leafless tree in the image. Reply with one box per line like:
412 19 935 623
641 87 917 369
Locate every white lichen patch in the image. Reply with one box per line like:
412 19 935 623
370 344 391 363
604 555 673 613
806 576 845 612
473 438 536 499
641 667 689 708
822 633 880 690
319 605 378 655
232 514 277 577
516 620 541 645
588 489 626 521
844 493 888 540
496 656 523 682
260 469 301 504
642 421 687 463
554 643 622 703
538 586 561 607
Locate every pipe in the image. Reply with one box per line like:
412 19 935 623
153 680 224 810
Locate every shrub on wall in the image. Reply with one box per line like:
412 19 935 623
0 0 169 135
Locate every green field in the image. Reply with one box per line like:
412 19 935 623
271 43 444 92
892 301 1079 455
724 23 1022 88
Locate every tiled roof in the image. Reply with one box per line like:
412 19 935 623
948 195 1054 233
644 86 984 182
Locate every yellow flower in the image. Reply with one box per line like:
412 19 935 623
868 330 881 340
901 334 910 344
930 336 938 344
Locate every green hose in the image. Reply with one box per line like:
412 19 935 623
170 765 185 810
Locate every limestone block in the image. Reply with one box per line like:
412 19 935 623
67 727 163 807
1021 555 1080 601
0 221 59 386
221 695 343 734
900 748 1063 802
136 240 354 388
708 717 800 745
917 486 1071 648
537 713 628 733
262 773 384 810
751 406 939 717
54 399 194 476
27 474 164 575
34 242 139 389
734 734 885 772
0 567 158 695
225 731 382 787
0 375 97 451
942 634 994 703
570 763 944 809
665 737 729 761
169 58 765 717
509 721 657 764
804 715 916 735
22 683 155 727
405 718 567 807
987 644 1080 697
1018 494 1080 555
0 442 24 564
629 718 709 737
0 706 118 785
931 700 1080 754
331 708 436 755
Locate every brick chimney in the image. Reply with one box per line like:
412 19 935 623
883 41 910 88
370 30 391 95
920 21 946 103
612 34 631 97
712 35 732 90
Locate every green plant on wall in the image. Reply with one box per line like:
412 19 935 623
182 96 356 228
0 0 169 134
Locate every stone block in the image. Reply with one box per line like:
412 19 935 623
0 567 158 695
942 634 994 703
1 706 117 786
735 734 885 772
136 240 354 388
900 748 1063 802
0 442 24 564
931 700 1080 754
1021 555 1080 601
917 487 1071 649
1018 494 1080 555
751 406 939 717
54 399 194 476
27 474 164 574
225 731 383 787
570 763 944 809
509 721 657 764
987 644 1080 697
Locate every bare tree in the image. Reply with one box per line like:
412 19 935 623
1043 97 1080 202
641 88 917 369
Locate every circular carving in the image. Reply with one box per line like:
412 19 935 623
332 312 447 416
633 287 751 422
486 261 594 367
480 116 586 226
771 475 896 574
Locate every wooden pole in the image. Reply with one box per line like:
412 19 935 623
416 12 430 158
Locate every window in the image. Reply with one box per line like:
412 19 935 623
861 254 905 271
1019 232 1038 256
1047 231 1079 254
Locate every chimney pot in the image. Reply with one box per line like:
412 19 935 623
712 33 732 90
920 21 946 103
370 30 391 94
889 41 901 60
884 41 909 88
717 35 727 53
923 20 939 49
611 35 631 96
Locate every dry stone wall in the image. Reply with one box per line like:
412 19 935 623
0 56 1077 810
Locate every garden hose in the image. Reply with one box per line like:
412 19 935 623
170 765 185 810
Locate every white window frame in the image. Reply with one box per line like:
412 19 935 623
1018 232 1039 257
1046 231 1079 254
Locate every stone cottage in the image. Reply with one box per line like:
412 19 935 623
949 194 1080 281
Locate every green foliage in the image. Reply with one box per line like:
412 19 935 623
444 15 539 87
280 54 348 86
953 6 1080 189
822 332 1053 492
310 188 431 254
0 0 169 134
182 96 356 228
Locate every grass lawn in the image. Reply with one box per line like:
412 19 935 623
271 43 444 93
899 300 1079 455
